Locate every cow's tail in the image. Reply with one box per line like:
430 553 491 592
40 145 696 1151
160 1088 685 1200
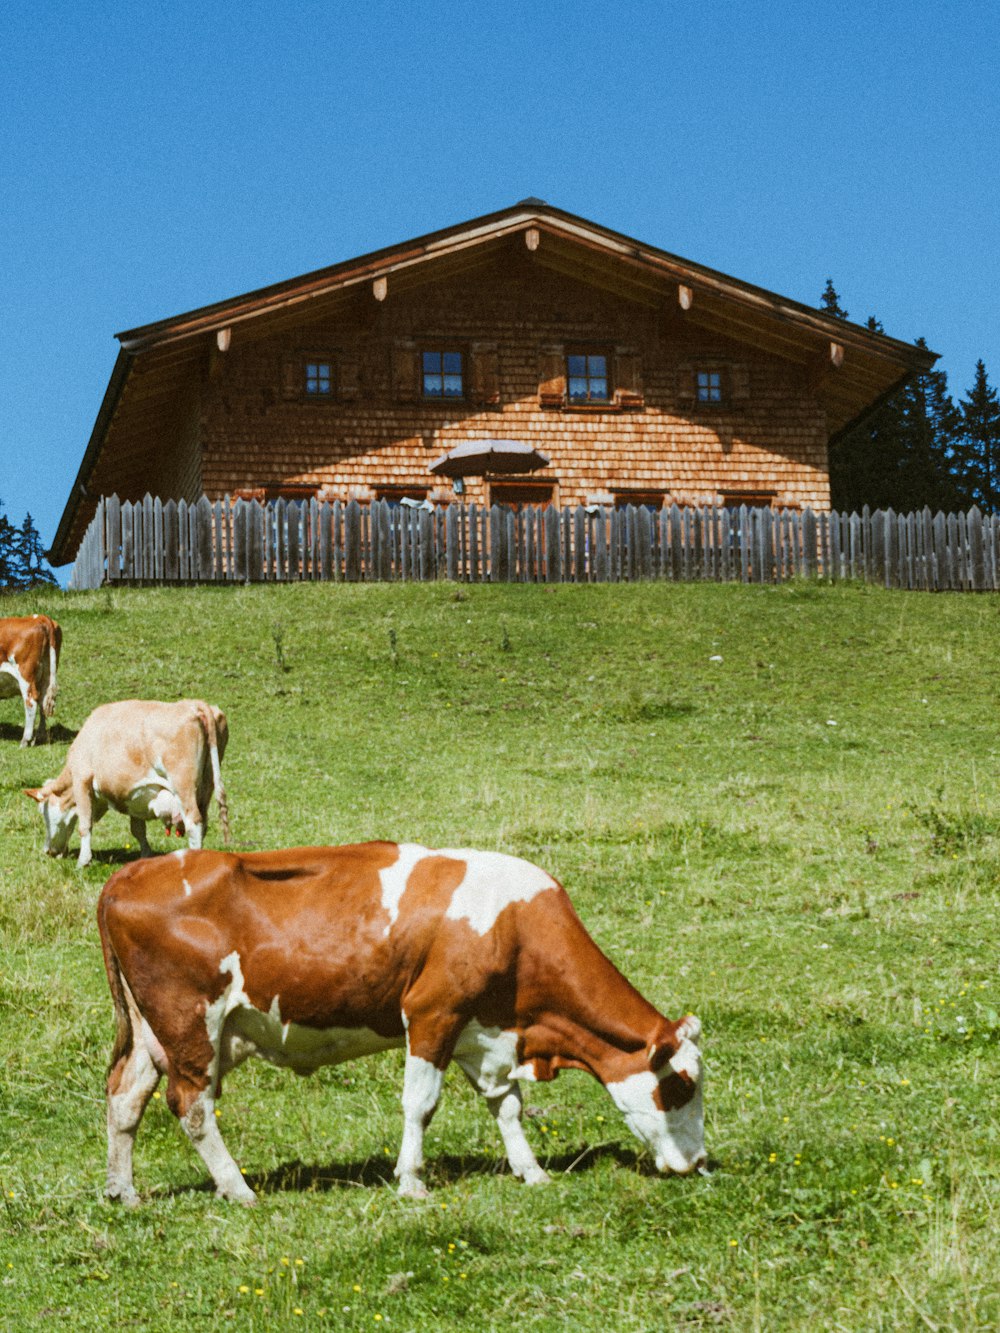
42 621 60 718
98 889 133 1077
196 703 231 845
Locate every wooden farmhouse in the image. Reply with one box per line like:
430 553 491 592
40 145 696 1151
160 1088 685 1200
50 199 935 566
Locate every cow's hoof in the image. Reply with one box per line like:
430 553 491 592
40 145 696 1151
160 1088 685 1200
522 1167 551 1186
107 1185 141 1208
219 1182 257 1206
397 1177 429 1200
19 739 30 749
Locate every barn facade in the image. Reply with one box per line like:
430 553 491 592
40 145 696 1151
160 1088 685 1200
50 200 935 566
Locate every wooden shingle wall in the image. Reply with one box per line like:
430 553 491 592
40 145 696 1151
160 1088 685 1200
199 250 830 511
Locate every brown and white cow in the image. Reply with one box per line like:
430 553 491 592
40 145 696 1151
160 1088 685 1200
98 841 705 1206
25 699 229 867
0 615 61 746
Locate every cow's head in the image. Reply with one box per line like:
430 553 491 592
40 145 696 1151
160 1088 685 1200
24 785 78 856
606 1015 706 1175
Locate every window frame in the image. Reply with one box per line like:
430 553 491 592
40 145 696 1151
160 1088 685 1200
565 347 612 406
489 480 555 510
420 347 466 402
694 366 729 408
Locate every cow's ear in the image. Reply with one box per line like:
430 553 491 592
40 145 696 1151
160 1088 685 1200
23 788 44 803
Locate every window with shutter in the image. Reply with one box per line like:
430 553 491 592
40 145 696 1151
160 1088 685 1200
470 342 500 406
538 343 566 408
613 348 644 408
392 340 421 403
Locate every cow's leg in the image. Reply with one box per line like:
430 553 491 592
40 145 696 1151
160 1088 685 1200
73 777 100 867
171 1082 256 1205
15 673 37 747
106 1034 161 1206
129 818 153 858
395 1049 445 1198
185 816 204 851
453 1030 549 1185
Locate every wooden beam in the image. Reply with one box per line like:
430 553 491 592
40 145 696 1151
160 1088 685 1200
830 341 844 368
679 284 693 311
216 327 231 352
373 276 388 302
525 227 540 252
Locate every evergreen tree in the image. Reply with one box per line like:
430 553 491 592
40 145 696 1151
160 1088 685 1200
820 279 849 321
826 312 963 513
953 361 1000 512
0 499 17 589
0 499 57 591
11 514 58 590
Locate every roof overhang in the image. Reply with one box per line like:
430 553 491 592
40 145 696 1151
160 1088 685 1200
50 200 938 564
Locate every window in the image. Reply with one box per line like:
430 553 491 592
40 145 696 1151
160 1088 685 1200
422 350 464 399
719 490 776 510
305 360 333 396
490 482 554 510
614 491 666 511
567 352 609 404
375 486 429 508
696 370 723 404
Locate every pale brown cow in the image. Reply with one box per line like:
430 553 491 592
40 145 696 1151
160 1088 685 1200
25 699 229 867
0 615 61 746
98 842 705 1205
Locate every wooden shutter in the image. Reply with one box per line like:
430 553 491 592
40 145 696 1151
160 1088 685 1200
281 354 302 400
675 362 696 402
538 342 565 408
339 352 360 402
731 363 750 401
470 342 500 406
614 347 644 408
392 339 420 403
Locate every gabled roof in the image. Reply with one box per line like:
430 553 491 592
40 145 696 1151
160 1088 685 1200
50 200 937 563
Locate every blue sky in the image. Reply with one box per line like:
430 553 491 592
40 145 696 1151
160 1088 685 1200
2 1 997 559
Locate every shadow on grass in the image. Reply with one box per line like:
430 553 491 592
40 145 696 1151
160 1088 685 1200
156 1143 723 1202
0 722 77 745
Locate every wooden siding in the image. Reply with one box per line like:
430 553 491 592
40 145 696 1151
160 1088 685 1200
198 252 830 514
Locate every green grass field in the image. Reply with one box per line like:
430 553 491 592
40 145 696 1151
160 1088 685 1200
0 580 997 1330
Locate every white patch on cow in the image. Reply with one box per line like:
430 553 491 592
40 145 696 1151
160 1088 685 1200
182 878 192 898
669 1037 701 1083
451 1021 548 1184
205 951 403 1079
173 849 187 861
439 850 557 935
606 1064 706 1176
379 843 430 935
453 1020 520 1097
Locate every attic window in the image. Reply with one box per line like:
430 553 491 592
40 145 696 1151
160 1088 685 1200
696 370 723 404
305 360 333 396
422 350 464 399
567 352 609 404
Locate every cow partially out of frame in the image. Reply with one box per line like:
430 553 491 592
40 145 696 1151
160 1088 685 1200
98 841 706 1205
26 699 229 867
0 615 61 746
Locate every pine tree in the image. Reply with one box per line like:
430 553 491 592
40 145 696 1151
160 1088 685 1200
820 279 849 321
0 499 17 589
11 514 57 589
827 326 962 513
954 361 1000 512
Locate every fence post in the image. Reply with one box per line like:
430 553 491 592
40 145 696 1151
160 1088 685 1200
345 500 361 581
545 505 561 582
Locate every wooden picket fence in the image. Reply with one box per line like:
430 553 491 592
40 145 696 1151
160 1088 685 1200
68 493 1000 592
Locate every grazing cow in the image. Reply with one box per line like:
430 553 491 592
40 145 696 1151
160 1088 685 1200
0 615 61 746
98 842 705 1206
25 699 229 867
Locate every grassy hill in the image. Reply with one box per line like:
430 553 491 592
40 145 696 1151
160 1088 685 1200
1 580 997 1329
